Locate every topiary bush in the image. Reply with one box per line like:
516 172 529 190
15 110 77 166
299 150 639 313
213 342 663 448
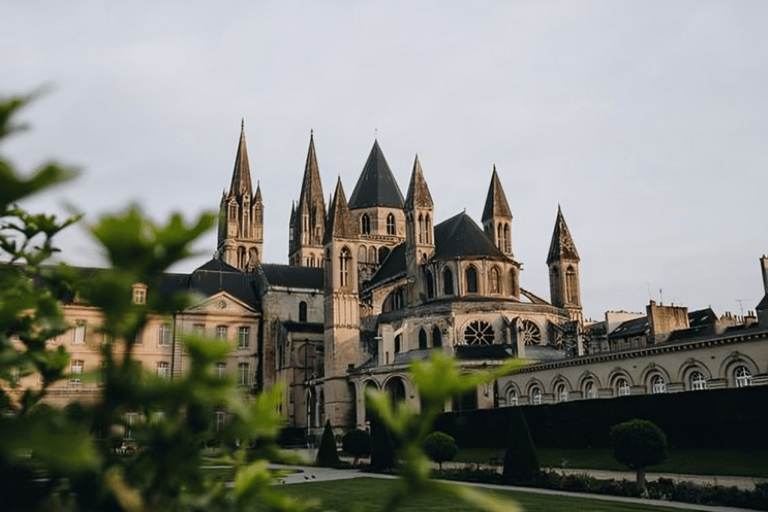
503 407 539 482
610 418 668 492
423 431 457 470
316 420 340 467
342 428 371 465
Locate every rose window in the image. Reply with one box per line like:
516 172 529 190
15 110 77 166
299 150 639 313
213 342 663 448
463 320 494 345
520 320 541 346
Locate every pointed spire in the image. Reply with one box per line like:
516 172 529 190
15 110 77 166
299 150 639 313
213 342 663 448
482 165 512 222
297 130 325 217
254 182 262 203
547 205 580 264
404 154 433 210
348 140 404 209
228 121 253 198
324 178 355 243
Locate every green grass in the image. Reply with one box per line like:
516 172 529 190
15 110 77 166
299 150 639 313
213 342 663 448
279 477 709 512
455 447 768 477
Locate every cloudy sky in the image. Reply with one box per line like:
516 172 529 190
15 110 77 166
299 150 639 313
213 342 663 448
3 1 767 320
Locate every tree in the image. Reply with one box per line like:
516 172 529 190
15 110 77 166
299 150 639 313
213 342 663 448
368 408 397 472
503 407 539 482
610 418 668 491
342 428 371 465
423 431 457 470
316 420 340 467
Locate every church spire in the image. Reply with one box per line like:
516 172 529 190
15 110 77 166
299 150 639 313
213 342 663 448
481 166 514 256
404 154 433 210
289 131 327 267
228 120 253 198
324 177 355 243
547 205 580 264
547 205 582 322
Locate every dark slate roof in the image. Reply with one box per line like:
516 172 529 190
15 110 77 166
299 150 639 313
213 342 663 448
608 316 649 339
324 178 356 243
403 155 433 210
282 321 324 334
433 212 507 260
455 344 516 361
367 243 406 288
688 308 717 328
348 140 404 209
547 206 580 264
259 263 324 290
481 167 512 222
757 294 768 311
187 261 259 307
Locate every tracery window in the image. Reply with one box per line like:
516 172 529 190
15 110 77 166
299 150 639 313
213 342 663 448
651 375 666 394
489 266 501 294
520 320 542 346
443 268 454 296
690 371 708 391
616 377 630 397
465 266 478 293
386 213 395 235
735 365 752 388
463 320 494 345
361 214 371 235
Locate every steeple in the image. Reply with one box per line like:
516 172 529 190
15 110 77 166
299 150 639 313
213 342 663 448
405 155 435 305
289 131 327 267
324 178 355 243
404 154 433 210
481 166 514 256
547 205 582 322
348 140 404 210
216 120 263 271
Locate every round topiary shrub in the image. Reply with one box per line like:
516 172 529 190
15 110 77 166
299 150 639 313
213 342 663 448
342 429 371 465
423 431 457 470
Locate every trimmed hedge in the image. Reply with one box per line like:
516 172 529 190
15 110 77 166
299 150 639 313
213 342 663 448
433 385 768 450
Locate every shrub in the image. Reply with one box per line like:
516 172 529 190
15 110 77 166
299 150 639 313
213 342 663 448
610 419 667 491
503 407 539 482
316 420 340 467
342 429 371 465
423 431 457 470
369 413 396 471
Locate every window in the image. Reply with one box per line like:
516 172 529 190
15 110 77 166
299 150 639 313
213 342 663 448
442 268 454 296
299 301 308 322
418 328 427 350
215 410 226 432
125 412 138 439
339 247 351 287
229 203 237 219
368 246 377 264
394 334 402 354
159 323 171 346
651 375 666 394
216 325 228 339
510 269 518 296
555 383 568 403
584 381 597 399
531 386 543 405
519 320 542 346
238 362 250 386
616 378 630 397
465 266 478 293
566 267 578 304
193 323 205 336
238 326 250 348
132 287 146 305
489 266 501 294
361 214 371 235
417 214 424 243
216 362 226 379
432 326 442 348
425 215 432 244
134 328 143 345
74 321 86 344
70 359 84 385
690 371 708 391
735 366 752 388
507 389 518 406
463 320 494 345
386 213 395 235
425 270 434 299
157 361 170 378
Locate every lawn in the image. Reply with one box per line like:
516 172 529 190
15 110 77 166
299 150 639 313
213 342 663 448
279 477 709 512
455 447 768 477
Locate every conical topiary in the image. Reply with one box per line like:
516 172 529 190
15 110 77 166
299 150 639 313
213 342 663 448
369 413 396 471
316 420 340 467
503 407 539 482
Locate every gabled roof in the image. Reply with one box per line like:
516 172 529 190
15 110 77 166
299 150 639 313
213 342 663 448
259 263 323 290
433 212 507 260
324 178 356 243
228 120 253 198
348 140 404 209
367 243 407 287
547 205 580 264
404 155 433 210
481 166 512 222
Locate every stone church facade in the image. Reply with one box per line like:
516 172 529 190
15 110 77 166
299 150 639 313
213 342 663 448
14 123 768 439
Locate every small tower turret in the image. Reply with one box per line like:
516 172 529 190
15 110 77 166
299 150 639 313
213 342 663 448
547 205 582 323
404 155 435 304
289 131 326 267
482 166 514 257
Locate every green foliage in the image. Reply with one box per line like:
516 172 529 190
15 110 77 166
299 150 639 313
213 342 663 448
341 428 371 465
610 419 668 490
316 421 341 468
503 407 539 482
423 431 457 470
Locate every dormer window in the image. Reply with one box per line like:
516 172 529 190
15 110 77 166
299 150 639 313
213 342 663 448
132 284 147 305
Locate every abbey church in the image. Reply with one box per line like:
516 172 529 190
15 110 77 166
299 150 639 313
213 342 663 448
21 123 768 439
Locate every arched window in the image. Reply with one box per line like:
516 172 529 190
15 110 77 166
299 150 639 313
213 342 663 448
489 266 501 294
735 365 752 388
510 269 517 296
465 266 478 293
229 203 237 220
432 326 442 348
530 386 543 405
550 267 560 303
555 382 568 403
566 266 578 304
425 270 434 298
584 381 597 399
358 245 367 263
425 215 432 244
339 247 351 287
463 320 494 345
394 334 402 354
616 377 630 397
385 377 406 405
418 328 427 350
361 214 371 235
504 224 511 253
651 375 666 394
299 301 308 322
443 268 454 296
386 213 395 235
369 246 377 264
507 389 518 406
690 371 707 391
417 214 424 243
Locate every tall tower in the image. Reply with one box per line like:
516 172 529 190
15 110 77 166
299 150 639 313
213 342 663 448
547 206 582 323
322 178 360 426
404 155 435 305
216 120 263 271
289 131 326 267
481 166 514 257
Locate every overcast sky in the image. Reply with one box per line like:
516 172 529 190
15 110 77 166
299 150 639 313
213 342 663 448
3 1 767 320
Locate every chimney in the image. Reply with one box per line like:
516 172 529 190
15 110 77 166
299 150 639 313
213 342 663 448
647 301 689 345
761 255 768 294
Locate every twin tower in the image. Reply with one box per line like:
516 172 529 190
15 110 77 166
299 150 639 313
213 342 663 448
215 123 582 320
